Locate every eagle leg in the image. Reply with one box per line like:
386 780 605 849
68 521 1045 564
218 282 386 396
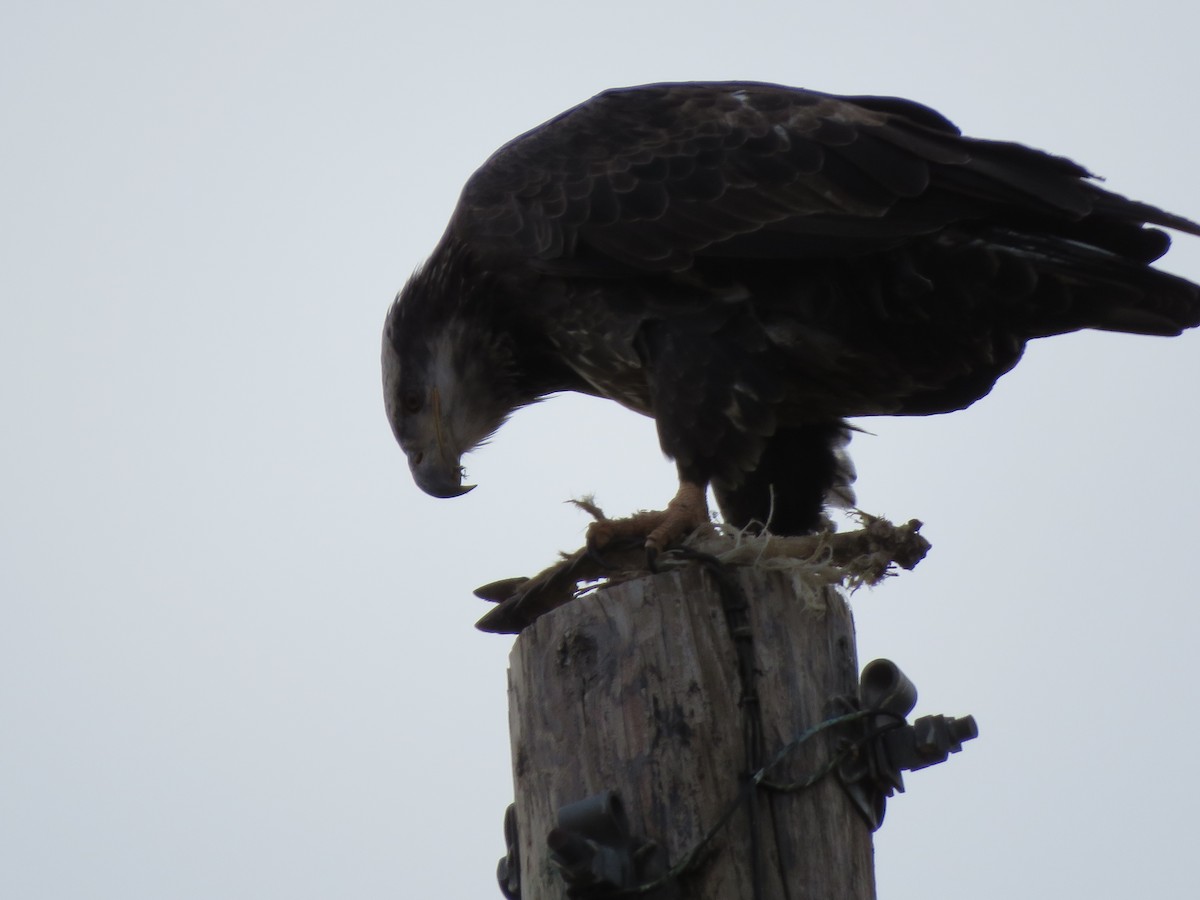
586 480 710 567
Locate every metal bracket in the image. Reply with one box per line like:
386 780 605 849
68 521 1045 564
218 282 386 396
496 803 521 899
547 790 677 899
836 658 978 830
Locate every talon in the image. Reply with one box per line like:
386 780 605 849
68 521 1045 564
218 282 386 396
585 520 617 566
578 480 710 570
585 535 614 569
586 519 611 550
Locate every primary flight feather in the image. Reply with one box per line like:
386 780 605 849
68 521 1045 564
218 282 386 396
383 82 1200 547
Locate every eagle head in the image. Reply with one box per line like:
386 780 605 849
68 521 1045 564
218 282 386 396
381 273 521 500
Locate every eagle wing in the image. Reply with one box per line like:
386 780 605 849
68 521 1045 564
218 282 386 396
448 81 1198 275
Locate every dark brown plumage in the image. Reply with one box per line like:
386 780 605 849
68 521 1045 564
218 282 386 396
383 82 1200 538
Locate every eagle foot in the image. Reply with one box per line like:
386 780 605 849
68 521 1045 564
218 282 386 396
586 481 710 568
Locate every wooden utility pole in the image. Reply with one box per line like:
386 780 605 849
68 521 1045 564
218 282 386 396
505 563 875 899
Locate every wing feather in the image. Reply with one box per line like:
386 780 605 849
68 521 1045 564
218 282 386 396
449 81 1200 276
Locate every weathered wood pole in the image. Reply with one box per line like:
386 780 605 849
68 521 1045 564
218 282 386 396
507 564 875 899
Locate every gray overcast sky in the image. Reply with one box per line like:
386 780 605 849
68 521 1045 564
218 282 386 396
3 2 1199 897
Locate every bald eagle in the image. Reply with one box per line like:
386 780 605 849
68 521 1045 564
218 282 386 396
383 82 1200 551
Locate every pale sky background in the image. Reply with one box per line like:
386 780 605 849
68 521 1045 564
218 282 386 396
3 2 1199 898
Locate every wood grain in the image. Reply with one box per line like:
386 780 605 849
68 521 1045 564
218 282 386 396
508 564 875 899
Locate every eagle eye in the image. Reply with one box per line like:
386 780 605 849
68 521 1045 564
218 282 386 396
402 391 423 415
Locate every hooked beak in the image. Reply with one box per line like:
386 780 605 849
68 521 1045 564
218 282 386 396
408 447 476 498
406 388 476 498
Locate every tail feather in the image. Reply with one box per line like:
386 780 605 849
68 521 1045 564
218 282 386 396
977 226 1200 339
1034 187 1200 336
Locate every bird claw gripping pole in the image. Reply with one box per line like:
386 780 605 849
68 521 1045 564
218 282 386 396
835 658 979 830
